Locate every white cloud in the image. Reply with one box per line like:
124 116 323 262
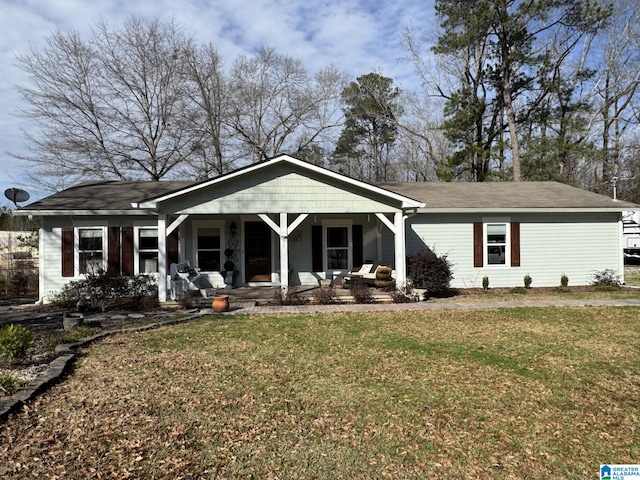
0 0 436 202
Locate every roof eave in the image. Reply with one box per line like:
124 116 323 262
417 207 628 214
13 209 157 217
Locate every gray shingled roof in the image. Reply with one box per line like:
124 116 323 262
21 180 197 211
380 181 636 209
19 179 636 212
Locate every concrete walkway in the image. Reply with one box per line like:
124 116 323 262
191 285 640 315
220 297 640 315
2 295 640 325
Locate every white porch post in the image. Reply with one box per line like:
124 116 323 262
375 212 407 289
258 213 308 292
158 214 167 302
280 213 289 293
394 211 407 288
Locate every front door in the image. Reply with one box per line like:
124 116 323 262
245 221 271 282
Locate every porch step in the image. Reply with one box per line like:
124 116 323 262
190 292 395 307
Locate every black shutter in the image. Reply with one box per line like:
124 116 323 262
312 225 323 271
473 222 483 268
353 225 363 267
122 227 134 276
107 227 121 274
167 230 179 268
62 227 74 277
511 222 521 267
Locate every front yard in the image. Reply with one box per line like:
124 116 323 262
1 307 639 479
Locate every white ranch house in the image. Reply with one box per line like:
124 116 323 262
16 155 637 302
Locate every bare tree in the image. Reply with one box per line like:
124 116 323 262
588 0 640 194
396 92 453 182
226 47 346 163
180 43 234 179
15 17 201 188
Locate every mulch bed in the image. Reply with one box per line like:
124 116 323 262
0 301 182 398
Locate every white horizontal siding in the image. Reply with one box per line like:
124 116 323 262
407 213 622 288
38 210 624 300
40 225 66 301
40 216 159 302
163 171 400 215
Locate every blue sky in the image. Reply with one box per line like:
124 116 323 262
0 0 436 206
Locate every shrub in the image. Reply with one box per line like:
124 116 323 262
0 373 25 396
312 285 338 304
272 287 307 306
178 292 198 309
8 271 36 297
560 273 569 288
391 286 419 303
590 269 621 287
482 276 490 290
0 324 35 364
523 274 532 289
509 286 528 294
408 247 454 298
350 281 375 304
50 271 158 312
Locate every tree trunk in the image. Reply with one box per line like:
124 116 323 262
503 63 521 181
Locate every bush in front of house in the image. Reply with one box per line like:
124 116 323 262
590 269 621 288
0 324 35 364
272 287 307 305
408 247 454 299
50 271 158 312
350 281 375 304
391 285 420 303
312 285 339 304
509 286 528 294
524 274 532 289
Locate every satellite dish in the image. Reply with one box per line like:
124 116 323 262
4 188 30 207
633 211 640 225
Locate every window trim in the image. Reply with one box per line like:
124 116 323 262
483 217 510 268
75 226 107 276
482 221 511 268
134 226 159 275
321 219 353 271
192 220 225 272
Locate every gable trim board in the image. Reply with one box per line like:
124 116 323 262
15 155 636 302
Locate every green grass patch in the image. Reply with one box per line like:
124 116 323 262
45 325 101 349
624 266 640 286
1 308 639 479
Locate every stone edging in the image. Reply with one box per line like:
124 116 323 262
0 311 205 422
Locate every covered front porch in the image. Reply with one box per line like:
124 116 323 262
133 155 424 302
156 211 411 302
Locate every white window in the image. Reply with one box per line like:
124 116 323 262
323 221 352 270
78 228 105 275
196 226 222 271
137 228 158 274
485 222 509 266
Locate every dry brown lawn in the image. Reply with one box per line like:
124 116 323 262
1 307 639 479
